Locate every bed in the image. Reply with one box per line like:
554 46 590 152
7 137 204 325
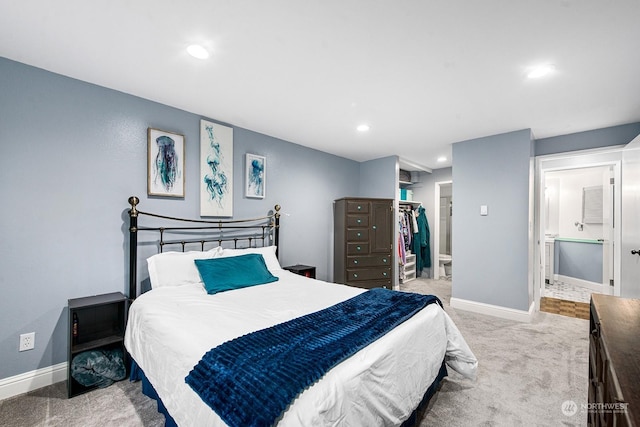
123 196 477 426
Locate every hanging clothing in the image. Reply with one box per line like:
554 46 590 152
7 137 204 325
399 210 410 252
398 233 406 282
410 209 419 233
399 208 416 253
398 232 406 265
413 206 432 276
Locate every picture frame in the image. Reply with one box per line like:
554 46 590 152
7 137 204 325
200 120 234 216
245 153 266 199
147 128 185 197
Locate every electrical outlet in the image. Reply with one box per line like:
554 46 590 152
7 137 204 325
19 332 35 352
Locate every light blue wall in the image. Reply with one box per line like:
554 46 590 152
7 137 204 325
0 57 360 379
358 156 398 199
536 122 640 156
451 129 534 311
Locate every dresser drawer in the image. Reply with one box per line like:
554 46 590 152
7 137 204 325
347 201 370 214
347 229 369 241
347 242 370 255
346 279 392 289
347 215 369 227
347 254 391 267
347 267 391 282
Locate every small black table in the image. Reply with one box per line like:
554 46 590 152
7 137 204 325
283 264 316 279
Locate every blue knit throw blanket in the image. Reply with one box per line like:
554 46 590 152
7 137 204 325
185 288 442 427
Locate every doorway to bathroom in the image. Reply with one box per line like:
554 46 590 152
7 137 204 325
534 148 622 316
543 166 614 299
433 181 452 280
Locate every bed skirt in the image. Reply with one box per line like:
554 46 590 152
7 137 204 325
401 360 448 426
129 358 447 427
129 360 178 427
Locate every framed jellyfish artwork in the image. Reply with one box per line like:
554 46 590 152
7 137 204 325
245 153 266 199
200 120 234 217
147 128 185 198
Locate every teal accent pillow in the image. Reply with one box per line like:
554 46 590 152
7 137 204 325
194 253 279 295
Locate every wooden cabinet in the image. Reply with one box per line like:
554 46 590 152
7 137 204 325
588 294 639 427
67 292 127 398
334 198 393 289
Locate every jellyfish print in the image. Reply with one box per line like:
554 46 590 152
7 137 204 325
247 156 264 198
204 171 228 204
154 135 177 192
203 124 228 207
200 120 233 216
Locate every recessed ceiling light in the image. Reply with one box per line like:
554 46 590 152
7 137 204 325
437 156 447 163
357 124 370 132
527 64 555 79
187 44 209 59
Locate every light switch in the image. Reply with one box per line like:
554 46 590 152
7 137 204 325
480 205 488 216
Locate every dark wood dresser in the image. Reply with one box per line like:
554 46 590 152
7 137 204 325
589 294 640 427
333 198 393 289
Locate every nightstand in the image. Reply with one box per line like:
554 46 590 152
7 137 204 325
67 292 127 398
284 264 316 279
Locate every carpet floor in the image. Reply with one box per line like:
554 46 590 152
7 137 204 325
403 278 588 427
0 278 588 426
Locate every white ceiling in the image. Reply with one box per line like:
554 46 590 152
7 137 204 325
2 1 639 170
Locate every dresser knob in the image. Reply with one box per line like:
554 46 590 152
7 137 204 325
353 274 358 278
383 272 387 276
357 232 361 237
353 260 358 264
356 246 361 251
357 219 362 224
357 205 362 210
382 258 387 263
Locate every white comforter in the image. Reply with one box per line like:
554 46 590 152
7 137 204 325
125 271 477 426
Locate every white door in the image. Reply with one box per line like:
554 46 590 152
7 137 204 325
601 165 615 294
621 134 640 298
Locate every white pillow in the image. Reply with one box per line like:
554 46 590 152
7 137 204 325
147 246 223 289
221 246 282 273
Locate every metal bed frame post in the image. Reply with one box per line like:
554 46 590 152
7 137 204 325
128 196 139 300
274 204 281 258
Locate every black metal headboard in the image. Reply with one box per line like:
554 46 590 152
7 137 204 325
127 196 281 299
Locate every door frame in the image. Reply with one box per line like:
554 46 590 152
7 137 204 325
620 134 640 298
534 147 623 310
433 180 452 280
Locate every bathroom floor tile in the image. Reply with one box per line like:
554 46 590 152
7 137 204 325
543 280 593 304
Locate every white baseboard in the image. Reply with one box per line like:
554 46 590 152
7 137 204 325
0 362 67 401
450 297 535 322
